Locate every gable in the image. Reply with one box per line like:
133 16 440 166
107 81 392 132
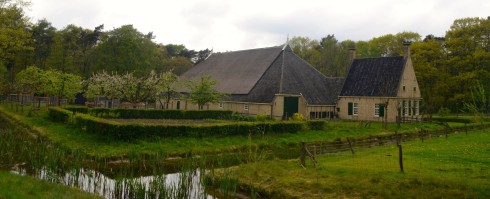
180 46 283 94
340 56 406 97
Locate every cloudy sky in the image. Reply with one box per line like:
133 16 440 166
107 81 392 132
26 0 490 52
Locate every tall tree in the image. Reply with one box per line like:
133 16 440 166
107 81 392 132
0 0 32 93
411 36 449 118
445 17 490 112
31 19 56 69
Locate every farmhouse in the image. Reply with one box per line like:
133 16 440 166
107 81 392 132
337 44 422 122
162 43 421 122
162 44 344 120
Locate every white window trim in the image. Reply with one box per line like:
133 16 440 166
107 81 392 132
219 102 223 109
403 100 408 116
374 104 380 117
244 104 249 111
353 102 359 115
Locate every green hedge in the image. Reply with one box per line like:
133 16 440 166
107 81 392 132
425 117 472 124
63 106 89 114
66 107 233 120
48 107 304 141
307 120 327 130
48 107 73 123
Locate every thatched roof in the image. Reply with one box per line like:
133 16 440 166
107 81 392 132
340 56 406 97
181 44 343 105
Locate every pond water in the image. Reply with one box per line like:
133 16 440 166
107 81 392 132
0 121 226 199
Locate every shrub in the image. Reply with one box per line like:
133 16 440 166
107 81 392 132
307 120 327 130
291 113 305 121
48 107 73 123
256 114 269 122
63 106 88 114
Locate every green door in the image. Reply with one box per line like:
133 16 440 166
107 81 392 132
379 104 385 117
176 101 180 110
283 97 299 119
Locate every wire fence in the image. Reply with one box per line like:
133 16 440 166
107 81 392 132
297 123 490 182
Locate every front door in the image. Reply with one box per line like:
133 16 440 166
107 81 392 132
283 97 299 119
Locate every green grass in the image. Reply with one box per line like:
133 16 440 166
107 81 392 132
0 171 102 199
0 103 473 159
215 129 490 198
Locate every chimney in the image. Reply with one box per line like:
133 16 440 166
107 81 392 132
348 48 356 62
403 41 411 58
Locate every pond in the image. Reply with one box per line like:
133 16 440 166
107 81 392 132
0 121 235 199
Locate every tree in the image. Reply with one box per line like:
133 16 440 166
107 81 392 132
158 71 180 109
411 36 449 119
31 19 56 69
15 66 45 95
187 75 225 110
43 69 82 101
445 17 490 112
0 0 32 92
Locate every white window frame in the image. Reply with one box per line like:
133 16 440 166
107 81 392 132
219 102 223 109
374 104 380 117
244 104 249 111
353 102 359 115
414 101 419 115
403 100 408 116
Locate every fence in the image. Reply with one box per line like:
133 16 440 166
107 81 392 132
300 122 488 172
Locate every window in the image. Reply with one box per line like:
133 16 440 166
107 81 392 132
413 101 419 115
403 84 406 91
244 104 249 111
375 104 380 117
219 102 223 109
403 100 408 116
413 87 417 92
353 103 359 115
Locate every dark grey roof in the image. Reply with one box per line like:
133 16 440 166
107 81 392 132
181 46 283 94
181 44 343 105
340 56 406 97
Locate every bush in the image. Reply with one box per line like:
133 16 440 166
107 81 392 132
63 106 88 114
48 107 73 123
428 117 471 124
256 114 269 122
307 120 327 130
68 112 304 141
291 113 305 121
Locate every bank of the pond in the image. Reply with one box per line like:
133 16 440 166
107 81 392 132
0 104 456 160
0 171 102 199
210 129 490 198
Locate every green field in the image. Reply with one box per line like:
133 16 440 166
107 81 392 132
215 129 490 198
0 171 102 199
0 104 453 159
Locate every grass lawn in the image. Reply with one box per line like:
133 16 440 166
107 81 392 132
0 103 475 159
0 171 102 199
214 129 490 198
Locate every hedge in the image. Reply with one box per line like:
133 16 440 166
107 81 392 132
48 107 304 141
48 107 74 123
425 117 472 124
65 107 233 120
306 120 327 130
63 106 89 114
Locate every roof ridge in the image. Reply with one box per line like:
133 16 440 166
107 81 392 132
215 45 283 54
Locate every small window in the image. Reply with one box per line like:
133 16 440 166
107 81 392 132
403 85 406 91
219 102 223 109
244 104 249 111
353 103 359 115
413 87 416 91
375 104 380 117
403 100 408 116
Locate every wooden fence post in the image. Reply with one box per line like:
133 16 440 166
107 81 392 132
301 142 306 167
398 143 404 173
347 137 355 155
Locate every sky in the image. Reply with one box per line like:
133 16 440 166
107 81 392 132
26 0 490 52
